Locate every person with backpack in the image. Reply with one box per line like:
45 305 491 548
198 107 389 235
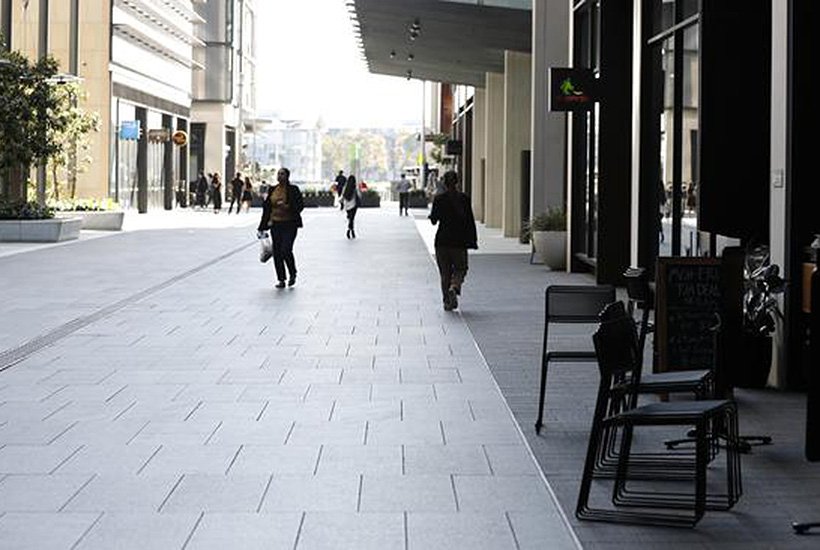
397 173 411 216
257 167 305 288
429 170 478 311
341 175 361 239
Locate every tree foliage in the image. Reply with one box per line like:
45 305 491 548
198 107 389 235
0 50 67 199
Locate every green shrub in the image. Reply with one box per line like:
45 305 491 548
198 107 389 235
522 207 566 242
49 198 118 212
0 199 55 220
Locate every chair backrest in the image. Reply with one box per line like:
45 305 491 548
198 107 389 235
545 285 617 323
623 267 652 307
592 302 642 386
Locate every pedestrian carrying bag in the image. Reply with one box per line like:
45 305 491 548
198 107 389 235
259 233 273 263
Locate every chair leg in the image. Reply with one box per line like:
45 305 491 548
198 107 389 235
694 420 708 525
535 355 550 434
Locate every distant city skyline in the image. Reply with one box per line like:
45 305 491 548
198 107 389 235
256 0 424 129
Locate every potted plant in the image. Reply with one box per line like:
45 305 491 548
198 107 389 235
52 198 124 230
526 208 567 269
737 245 787 389
0 199 81 242
359 189 381 208
407 189 428 208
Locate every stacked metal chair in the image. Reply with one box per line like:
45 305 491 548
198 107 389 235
575 302 743 527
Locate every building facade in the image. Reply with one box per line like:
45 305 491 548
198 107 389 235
353 0 818 389
190 0 255 187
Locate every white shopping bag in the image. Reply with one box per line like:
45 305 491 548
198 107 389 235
259 233 273 263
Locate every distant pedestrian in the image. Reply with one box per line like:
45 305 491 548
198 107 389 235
228 172 244 214
397 173 411 216
258 167 305 289
211 173 222 213
241 177 254 212
341 175 361 239
429 170 478 311
195 171 208 209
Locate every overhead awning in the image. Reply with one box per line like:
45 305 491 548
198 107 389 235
349 0 532 87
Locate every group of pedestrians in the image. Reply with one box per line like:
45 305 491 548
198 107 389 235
194 171 254 214
257 167 477 312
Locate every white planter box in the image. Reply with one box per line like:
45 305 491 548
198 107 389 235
532 230 567 269
57 211 124 231
0 217 82 242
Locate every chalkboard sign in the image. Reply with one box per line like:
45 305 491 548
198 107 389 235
656 257 722 372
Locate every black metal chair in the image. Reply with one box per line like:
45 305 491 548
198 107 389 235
534 285 616 434
575 303 743 528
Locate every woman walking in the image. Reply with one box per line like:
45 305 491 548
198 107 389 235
241 176 254 212
341 175 361 239
429 170 477 311
211 173 223 213
258 168 304 288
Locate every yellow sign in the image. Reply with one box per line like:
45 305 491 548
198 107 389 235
172 130 188 147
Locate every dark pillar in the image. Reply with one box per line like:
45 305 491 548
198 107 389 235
36 0 49 206
177 118 189 207
163 114 173 210
1 0 11 50
69 0 79 75
136 107 148 213
595 0 633 284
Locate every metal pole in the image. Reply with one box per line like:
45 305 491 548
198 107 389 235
421 80 426 190
36 0 49 206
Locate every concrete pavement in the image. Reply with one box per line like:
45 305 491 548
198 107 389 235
0 207 579 549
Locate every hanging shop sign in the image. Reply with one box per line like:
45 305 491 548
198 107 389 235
147 128 170 143
445 140 463 156
172 130 188 147
119 120 140 141
549 68 597 112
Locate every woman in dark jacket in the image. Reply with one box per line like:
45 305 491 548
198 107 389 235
429 170 478 311
341 175 361 239
211 173 222 213
257 167 305 288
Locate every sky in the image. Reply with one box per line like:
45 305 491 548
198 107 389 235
255 0 424 129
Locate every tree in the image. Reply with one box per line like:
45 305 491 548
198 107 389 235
0 50 67 202
47 83 101 200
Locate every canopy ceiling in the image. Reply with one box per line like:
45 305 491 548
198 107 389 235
349 0 532 87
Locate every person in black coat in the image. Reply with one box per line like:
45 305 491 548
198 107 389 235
258 167 305 288
429 170 478 311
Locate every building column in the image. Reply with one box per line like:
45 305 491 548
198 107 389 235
502 51 531 238
531 0 570 220
484 72 504 228
471 88 486 222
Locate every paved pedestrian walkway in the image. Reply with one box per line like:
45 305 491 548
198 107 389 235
0 207 579 549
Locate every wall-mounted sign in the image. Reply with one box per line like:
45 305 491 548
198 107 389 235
445 139 463 156
119 120 140 141
549 68 597 112
172 130 188 147
148 128 170 143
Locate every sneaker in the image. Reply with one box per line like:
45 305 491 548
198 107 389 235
447 288 458 310
275 281 286 289
443 301 454 312
288 276 297 287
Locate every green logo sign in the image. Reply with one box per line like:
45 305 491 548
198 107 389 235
560 78 584 96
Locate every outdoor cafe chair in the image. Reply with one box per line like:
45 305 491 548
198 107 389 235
575 303 743 528
534 284 616 435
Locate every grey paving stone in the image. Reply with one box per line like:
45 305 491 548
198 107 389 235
0 512 102 550
359 475 456 512
0 444 82 475
507 510 579 550
160 474 269 513
62 474 182 512
403 445 491 475
483 445 541 475
228 445 320 475
185 512 301 550
286 420 366 446
330 399 402 422
366 418 445 446
206 419 293 445
139 444 240 475
453 475 551 513
260 475 359 512
316 445 402 475
74 512 200 550
53 443 161 475
0 474 93 512
406 512 517 550
297 512 404 550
